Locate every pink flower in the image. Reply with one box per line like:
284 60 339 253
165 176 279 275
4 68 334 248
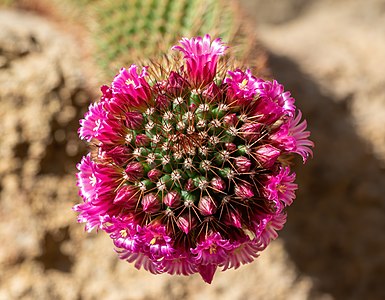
253 212 287 247
225 69 260 106
191 232 234 283
78 102 107 142
76 154 97 201
270 110 314 162
161 252 197 276
222 238 263 270
256 80 296 116
110 65 152 112
139 223 175 259
103 216 142 253
288 111 314 162
74 156 124 231
94 114 130 146
264 166 298 207
172 34 227 87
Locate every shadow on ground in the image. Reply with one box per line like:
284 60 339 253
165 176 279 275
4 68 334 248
267 53 385 300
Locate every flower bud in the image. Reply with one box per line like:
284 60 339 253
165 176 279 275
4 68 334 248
142 193 160 213
202 82 222 100
235 183 255 198
135 134 150 146
240 122 262 142
147 169 162 182
163 191 181 208
125 162 144 181
210 177 226 191
99 146 131 165
198 196 217 216
156 94 170 110
234 156 252 173
185 178 194 191
254 144 280 168
177 213 197 234
225 142 237 152
223 113 238 126
113 185 138 208
189 103 197 112
167 71 188 96
223 209 242 228
125 112 144 129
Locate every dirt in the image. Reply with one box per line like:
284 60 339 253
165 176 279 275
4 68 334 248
1 0 385 299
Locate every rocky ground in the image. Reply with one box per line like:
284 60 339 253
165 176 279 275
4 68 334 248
0 0 384 299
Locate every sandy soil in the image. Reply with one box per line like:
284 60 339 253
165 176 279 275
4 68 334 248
0 0 385 299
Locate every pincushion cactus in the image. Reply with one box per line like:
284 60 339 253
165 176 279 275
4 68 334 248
74 35 313 283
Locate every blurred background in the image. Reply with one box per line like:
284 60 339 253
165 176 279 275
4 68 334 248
0 0 384 299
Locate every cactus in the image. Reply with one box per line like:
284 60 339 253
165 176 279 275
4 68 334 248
1 0 264 78
81 0 257 76
74 35 313 284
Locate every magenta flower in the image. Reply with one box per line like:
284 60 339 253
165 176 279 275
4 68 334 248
109 65 153 112
172 34 227 87
224 69 260 106
74 35 314 284
263 166 298 207
270 110 314 162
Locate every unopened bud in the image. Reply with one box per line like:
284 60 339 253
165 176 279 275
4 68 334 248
135 134 150 146
185 178 194 191
125 162 144 181
223 209 242 228
125 112 144 129
254 144 280 168
113 185 138 208
198 196 217 216
241 122 262 142
177 213 197 234
234 156 252 173
142 193 160 213
147 169 162 182
163 191 181 208
223 113 238 126
210 177 226 191
235 183 255 198
225 142 237 152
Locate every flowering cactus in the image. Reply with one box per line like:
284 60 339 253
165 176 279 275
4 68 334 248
74 35 314 283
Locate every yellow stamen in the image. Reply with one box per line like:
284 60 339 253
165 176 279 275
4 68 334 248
239 78 248 89
120 229 128 238
125 79 135 86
